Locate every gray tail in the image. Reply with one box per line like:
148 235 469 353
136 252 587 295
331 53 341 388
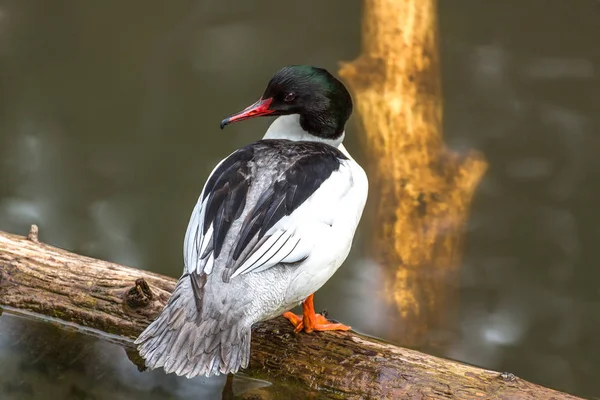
134 276 251 378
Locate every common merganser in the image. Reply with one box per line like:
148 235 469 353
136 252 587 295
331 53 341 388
135 65 369 378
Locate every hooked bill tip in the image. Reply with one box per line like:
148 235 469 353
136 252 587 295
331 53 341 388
220 118 229 129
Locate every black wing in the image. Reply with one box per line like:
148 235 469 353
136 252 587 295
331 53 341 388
184 139 348 287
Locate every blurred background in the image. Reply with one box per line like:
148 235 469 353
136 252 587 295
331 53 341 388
0 0 599 399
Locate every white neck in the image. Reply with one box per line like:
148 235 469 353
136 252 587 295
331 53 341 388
263 115 345 149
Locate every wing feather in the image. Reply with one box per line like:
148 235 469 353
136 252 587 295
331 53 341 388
230 231 289 278
183 140 349 295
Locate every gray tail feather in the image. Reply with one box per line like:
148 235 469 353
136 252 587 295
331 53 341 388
134 277 251 378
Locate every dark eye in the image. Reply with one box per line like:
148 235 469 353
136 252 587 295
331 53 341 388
284 92 296 102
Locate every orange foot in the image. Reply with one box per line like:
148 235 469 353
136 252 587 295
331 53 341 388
283 293 351 333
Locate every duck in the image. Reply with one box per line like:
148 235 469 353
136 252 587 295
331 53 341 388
135 65 369 378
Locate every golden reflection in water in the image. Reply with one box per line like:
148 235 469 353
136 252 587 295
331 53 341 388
340 0 487 347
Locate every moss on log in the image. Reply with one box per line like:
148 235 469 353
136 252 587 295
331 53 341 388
0 227 581 400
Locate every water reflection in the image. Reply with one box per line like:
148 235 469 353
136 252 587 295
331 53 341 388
1 312 330 400
0 313 229 399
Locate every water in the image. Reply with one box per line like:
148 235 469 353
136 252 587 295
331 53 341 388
0 311 325 400
0 0 599 398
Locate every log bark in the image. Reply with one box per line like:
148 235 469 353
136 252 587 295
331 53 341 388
0 227 581 400
339 0 488 346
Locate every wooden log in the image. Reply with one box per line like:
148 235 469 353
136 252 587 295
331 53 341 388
339 0 488 346
0 227 581 400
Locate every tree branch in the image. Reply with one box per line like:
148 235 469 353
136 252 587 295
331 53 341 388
0 228 581 399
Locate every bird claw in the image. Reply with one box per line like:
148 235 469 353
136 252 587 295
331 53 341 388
283 311 351 334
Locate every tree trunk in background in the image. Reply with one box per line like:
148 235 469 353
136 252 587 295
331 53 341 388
0 228 582 400
340 0 487 346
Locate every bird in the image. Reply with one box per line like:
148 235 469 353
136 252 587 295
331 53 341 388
135 65 368 378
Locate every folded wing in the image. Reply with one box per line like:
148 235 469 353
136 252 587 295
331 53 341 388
183 140 350 300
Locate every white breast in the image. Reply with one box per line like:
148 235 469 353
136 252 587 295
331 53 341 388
260 115 369 305
280 156 368 306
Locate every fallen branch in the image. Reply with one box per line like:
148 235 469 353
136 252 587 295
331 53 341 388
0 227 581 399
